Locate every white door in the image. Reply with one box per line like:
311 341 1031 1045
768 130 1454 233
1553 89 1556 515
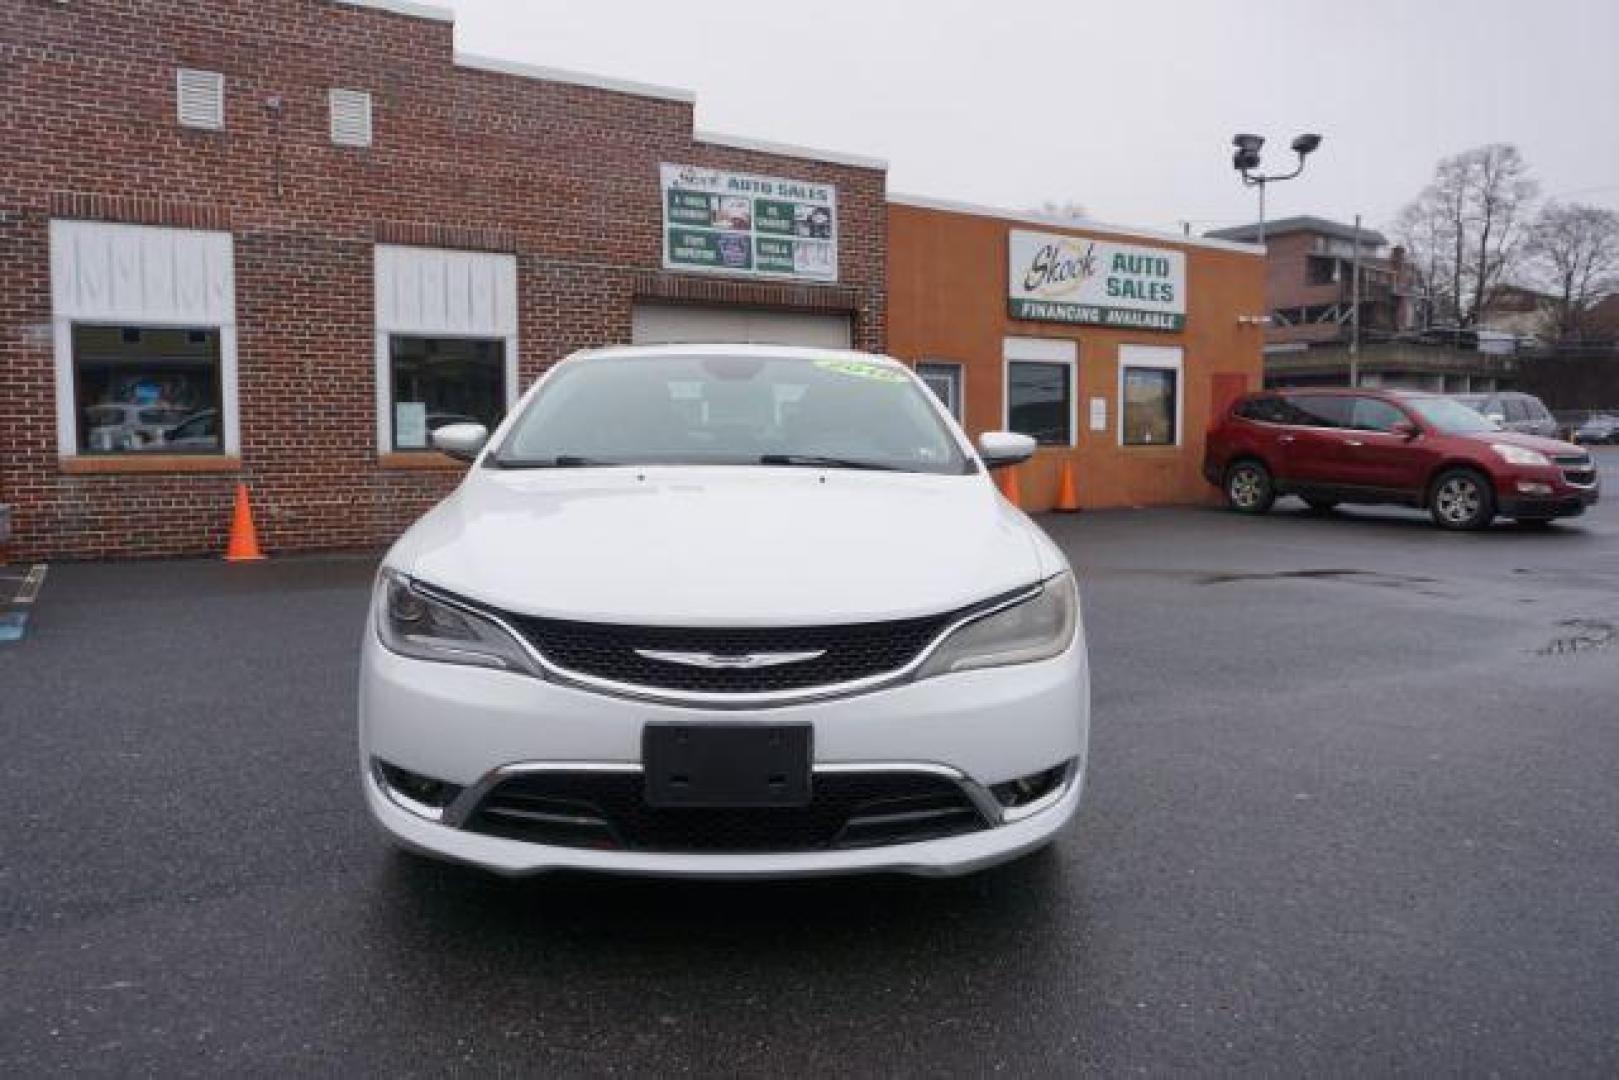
631 304 852 348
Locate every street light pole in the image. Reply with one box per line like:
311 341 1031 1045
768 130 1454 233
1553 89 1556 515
1231 133 1322 248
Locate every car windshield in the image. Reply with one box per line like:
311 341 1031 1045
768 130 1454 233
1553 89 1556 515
1407 397 1498 434
493 353 971 474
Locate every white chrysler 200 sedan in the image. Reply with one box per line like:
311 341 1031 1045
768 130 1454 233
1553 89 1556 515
360 345 1090 878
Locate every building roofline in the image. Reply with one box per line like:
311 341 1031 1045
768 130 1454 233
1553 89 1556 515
334 0 454 24
692 130 887 172
889 193 1266 255
1206 215 1387 247
452 52 697 104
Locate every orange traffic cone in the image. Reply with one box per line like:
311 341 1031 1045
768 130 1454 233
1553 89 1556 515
224 483 266 562
1053 459 1080 513
998 464 1023 508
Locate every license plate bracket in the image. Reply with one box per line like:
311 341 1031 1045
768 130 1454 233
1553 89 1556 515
643 723 813 808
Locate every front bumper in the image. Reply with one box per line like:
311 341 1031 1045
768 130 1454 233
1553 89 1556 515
1497 482 1599 519
358 622 1090 878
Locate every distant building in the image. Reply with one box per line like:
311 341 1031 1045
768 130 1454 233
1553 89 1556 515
1476 284 1556 340
1205 216 1516 393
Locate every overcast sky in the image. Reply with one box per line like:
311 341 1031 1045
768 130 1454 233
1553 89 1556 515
445 0 1619 238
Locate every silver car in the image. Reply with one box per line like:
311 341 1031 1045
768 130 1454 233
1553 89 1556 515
1451 392 1558 439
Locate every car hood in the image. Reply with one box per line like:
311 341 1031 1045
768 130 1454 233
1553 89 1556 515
1455 429 1585 456
393 467 1055 625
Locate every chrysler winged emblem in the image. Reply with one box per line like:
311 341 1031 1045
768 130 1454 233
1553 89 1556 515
634 649 825 670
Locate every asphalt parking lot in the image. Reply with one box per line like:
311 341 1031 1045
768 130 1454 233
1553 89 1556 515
3 450 1617 1076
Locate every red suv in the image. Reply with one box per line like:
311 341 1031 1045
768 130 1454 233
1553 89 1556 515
1204 389 1600 530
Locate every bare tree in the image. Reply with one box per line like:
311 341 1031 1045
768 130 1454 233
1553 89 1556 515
1527 201 1619 341
1395 144 1538 327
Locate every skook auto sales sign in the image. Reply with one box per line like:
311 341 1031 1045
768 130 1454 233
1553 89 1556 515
662 164 838 283
1008 229 1185 331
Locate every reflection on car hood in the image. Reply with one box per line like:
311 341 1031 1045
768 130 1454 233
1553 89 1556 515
396 466 1051 625
1456 430 1585 456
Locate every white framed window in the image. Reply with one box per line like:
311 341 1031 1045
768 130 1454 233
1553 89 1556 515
1003 337 1077 446
49 221 239 457
374 245 518 455
176 68 225 130
915 360 964 422
1118 344 1183 447
329 88 373 147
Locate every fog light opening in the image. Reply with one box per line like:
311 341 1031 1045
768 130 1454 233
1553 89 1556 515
990 762 1069 810
377 760 464 812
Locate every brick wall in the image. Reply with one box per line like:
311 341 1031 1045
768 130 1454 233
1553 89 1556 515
0 0 887 560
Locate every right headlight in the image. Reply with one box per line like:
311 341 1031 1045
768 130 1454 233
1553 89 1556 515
916 573 1079 678
1491 443 1551 467
375 569 541 676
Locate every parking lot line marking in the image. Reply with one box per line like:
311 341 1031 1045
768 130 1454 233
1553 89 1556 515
15 564 47 605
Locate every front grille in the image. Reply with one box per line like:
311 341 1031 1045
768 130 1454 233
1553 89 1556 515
506 610 961 694
1555 454 1597 486
466 771 989 852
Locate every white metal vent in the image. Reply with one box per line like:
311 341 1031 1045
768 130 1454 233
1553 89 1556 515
329 88 373 148
176 68 225 130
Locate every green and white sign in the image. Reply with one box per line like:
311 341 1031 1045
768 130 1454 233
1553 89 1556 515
1008 230 1185 331
661 163 838 283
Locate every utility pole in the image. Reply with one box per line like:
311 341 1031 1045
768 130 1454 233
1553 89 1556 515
1350 212 1362 387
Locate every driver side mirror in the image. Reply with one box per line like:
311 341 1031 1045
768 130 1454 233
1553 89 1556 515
1392 420 1420 440
1484 413 1506 430
431 422 489 463
977 431 1037 470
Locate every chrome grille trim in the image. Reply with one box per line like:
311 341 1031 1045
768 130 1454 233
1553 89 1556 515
412 578 1045 709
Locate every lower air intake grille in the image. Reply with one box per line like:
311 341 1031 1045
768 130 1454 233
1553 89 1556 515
466 771 989 853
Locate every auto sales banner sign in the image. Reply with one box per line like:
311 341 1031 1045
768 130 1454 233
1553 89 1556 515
1008 229 1185 331
661 164 838 283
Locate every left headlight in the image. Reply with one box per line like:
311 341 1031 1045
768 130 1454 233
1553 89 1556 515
916 573 1079 678
1492 443 1551 467
375 569 541 675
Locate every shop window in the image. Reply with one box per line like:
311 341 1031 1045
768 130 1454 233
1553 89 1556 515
71 326 223 454
1305 256 1339 286
1007 361 1073 446
388 336 506 451
1118 345 1182 447
1121 368 1177 445
916 361 964 422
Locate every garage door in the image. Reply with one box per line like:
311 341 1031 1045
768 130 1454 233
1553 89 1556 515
631 304 851 348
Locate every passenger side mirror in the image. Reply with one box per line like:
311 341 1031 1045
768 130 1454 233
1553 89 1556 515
1392 420 1420 440
431 422 489 463
1485 413 1506 430
977 431 1037 470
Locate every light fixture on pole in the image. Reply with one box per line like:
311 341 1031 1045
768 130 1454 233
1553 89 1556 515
1231 132 1323 246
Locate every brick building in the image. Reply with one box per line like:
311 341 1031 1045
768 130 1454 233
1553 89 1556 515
889 198 1265 512
1206 215 1516 393
0 0 885 559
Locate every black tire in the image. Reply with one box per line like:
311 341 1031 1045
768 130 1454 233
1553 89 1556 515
1302 497 1339 513
1224 460 1275 514
1428 468 1495 531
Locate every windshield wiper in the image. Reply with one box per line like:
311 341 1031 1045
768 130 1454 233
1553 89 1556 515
758 454 907 472
491 455 619 469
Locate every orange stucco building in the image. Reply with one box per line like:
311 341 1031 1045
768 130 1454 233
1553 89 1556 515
888 197 1267 511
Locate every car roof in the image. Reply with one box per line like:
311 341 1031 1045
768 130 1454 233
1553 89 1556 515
563 343 907 368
